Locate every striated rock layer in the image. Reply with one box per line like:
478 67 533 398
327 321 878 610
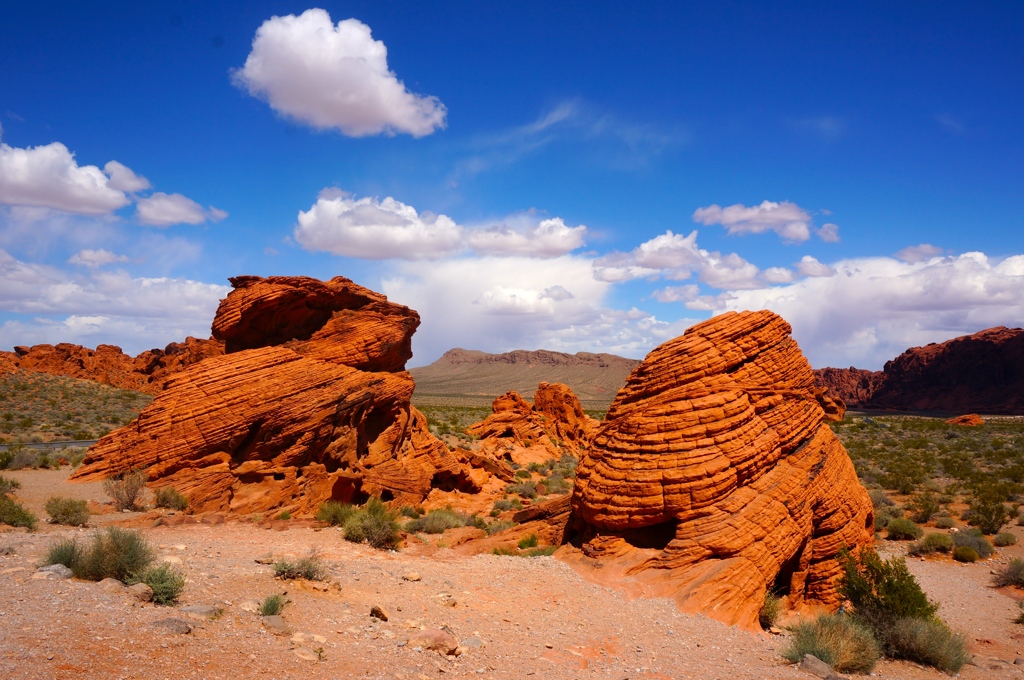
562 310 874 629
466 382 598 464
2 337 224 395
812 366 885 409
72 275 479 514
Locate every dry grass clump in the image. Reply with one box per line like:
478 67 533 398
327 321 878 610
0 474 20 495
782 614 880 672
259 593 287 616
759 591 783 630
907 532 953 556
103 468 148 511
993 531 1018 547
316 501 356 526
0 494 37 530
45 496 90 526
993 558 1024 588
885 517 923 541
143 563 186 605
273 548 327 581
342 498 401 550
154 487 189 511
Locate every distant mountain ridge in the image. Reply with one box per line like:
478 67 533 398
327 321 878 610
410 348 640 408
814 325 1024 414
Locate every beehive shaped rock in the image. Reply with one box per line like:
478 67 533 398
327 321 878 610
467 382 598 464
565 310 873 629
71 275 478 514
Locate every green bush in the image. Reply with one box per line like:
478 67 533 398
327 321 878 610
542 474 571 495
969 489 1009 534
154 487 189 511
505 482 537 499
781 614 880 673
521 546 557 557
276 510 291 520
886 517 923 541
405 508 465 534
907 532 954 556
0 474 20 495
993 558 1024 587
134 563 185 605
953 528 994 558
102 468 148 511
273 548 326 581
45 527 155 581
0 495 37 530
399 505 420 519
260 593 287 616
45 496 90 526
486 519 517 535
759 591 783 630
952 545 978 563
316 501 355 526
869 489 895 509
934 517 955 529
518 533 539 549
342 498 400 550
879 618 970 673
515 469 531 479
909 492 940 523
491 498 522 514
994 532 1018 547
0 450 12 470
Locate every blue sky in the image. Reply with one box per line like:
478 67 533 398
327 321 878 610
1 2 1022 368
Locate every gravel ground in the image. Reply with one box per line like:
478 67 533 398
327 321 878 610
1 469 1023 679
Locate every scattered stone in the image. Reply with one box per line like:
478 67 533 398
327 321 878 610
1016 657 1024 665
98 578 126 593
239 599 261 613
32 564 72 580
290 632 327 644
460 637 484 649
180 604 222 621
127 583 154 603
799 654 836 678
402 572 421 582
172 544 186 551
293 647 320 661
409 629 461 656
262 615 292 636
254 553 275 564
152 618 193 635
370 605 389 622
159 555 183 565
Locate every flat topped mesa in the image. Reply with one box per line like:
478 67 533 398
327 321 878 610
71 275 479 514
562 310 873 629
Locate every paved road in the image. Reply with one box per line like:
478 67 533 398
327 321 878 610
0 440 96 451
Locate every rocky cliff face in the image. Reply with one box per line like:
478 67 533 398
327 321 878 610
2 337 224 394
71 275 480 514
467 382 598 464
561 310 873 629
813 326 1024 414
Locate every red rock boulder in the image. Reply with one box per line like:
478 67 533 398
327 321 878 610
562 310 874 629
946 413 984 426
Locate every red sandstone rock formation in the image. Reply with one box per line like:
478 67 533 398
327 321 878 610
561 310 873 629
466 382 599 464
1 337 224 394
812 367 886 409
71 275 479 514
946 413 984 426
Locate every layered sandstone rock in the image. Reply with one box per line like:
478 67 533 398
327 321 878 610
812 367 885 409
72 275 479 514
466 382 599 464
563 310 874 629
2 337 224 395
946 413 984 426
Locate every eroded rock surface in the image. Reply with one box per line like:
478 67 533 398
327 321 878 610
467 382 598 464
562 310 874 629
71 275 479 513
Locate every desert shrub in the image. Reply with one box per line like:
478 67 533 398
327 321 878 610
45 496 90 526
994 532 1018 547
44 538 84 570
0 474 20 495
907 532 954 556
316 501 355 526
953 528 994 558
781 614 880 673
542 474 571 495
759 591 783 630
486 519 516 535
491 498 522 514
505 481 537 499
0 495 37 530
7 449 39 470
260 593 287 616
492 545 517 556
154 487 189 511
909 492 940 523
273 548 326 581
885 518 923 541
277 510 291 520
934 516 955 529
0 450 11 470
342 498 400 550
969 488 1010 534
952 545 978 563
521 546 557 557
515 469 531 479
518 533 539 549
993 558 1024 587
869 489 895 509
46 527 155 581
102 468 148 511
399 505 420 519
68 450 86 468
134 563 185 605
879 618 970 673
405 508 465 534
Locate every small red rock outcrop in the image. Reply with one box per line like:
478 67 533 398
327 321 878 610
466 382 599 464
1 337 224 394
561 310 874 629
946 413 984 426
71 275 479 514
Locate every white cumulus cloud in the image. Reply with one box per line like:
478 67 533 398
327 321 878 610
0 141 129 215
103 161 150 193
135 192 227 227
895 243 944 263
693 200 813 243
795 255 836 277
67 249 129 268
233 9 446 137
817 222 841 242
466 217 586 258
